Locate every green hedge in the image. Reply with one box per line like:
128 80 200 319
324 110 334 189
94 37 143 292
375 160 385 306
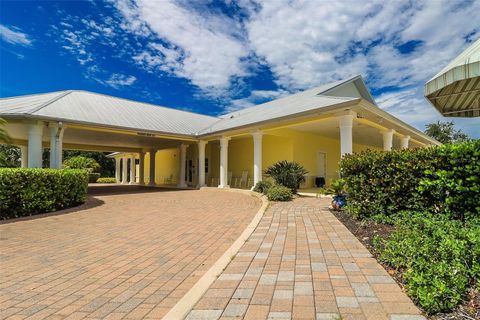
97 177 116 183
0 168 89 219
340 140 480 221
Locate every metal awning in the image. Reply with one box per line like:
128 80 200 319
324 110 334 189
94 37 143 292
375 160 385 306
425 38 480 117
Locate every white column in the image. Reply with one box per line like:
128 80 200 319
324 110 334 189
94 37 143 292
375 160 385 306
56 126 64 168
138 152 145 185
27 122 44 168
400 135 410 149
337 112 356 157
381 129 395 151
49 123 64 168
252 131 263 187
122 157 128 184
49 125 57 168
129 155 136 184
219 137 230 188
20 146 28 168
197 141 207 187
178 144 189 188
115 157 121 183
149 149 156 186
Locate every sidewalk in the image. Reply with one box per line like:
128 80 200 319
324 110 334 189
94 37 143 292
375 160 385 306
187 198 425 320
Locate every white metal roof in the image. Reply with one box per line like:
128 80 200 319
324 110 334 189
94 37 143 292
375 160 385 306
0 90 219 136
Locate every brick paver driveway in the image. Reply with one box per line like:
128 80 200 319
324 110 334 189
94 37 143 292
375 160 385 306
0 186 260 320
188 198 425 320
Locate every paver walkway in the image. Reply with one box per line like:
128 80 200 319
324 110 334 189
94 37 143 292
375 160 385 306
188 197 425 320
0 186 260 320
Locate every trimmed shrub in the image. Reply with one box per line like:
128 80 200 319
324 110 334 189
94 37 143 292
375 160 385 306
97 177 116 183
253 180 272 194
64 156 100 173
340 141 479 221
374 212 480 313
0 168 88 219
266 185 293 201
264 160 308 193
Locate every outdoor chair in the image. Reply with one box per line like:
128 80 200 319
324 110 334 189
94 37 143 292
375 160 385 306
234 171 249 188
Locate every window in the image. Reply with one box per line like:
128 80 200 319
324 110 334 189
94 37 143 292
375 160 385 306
205 158 209 174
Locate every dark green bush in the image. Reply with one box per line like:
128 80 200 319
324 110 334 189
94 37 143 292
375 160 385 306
0 168 88 219
266 185 293 201
340 141 479 221
264 160 308 193
418 141 480 221
374 212 480 313
97 177 116 183
63 156 100 173
253 180 272 194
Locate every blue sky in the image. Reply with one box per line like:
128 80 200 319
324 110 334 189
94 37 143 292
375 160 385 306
1 0 479 137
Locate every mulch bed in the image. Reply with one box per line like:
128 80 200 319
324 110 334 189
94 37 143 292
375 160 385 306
331 208 480 320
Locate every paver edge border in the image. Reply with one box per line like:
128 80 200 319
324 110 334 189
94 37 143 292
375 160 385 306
162 188 269 320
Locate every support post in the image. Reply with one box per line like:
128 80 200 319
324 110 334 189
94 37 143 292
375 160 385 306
49 123 64 168
115 157 121 183
149 149 156 186
219 137 230 188
400 135 410 149
27 122 44 168
178 144 189 188
20 146 28 168
252 131 263 187
129 155 136 184
197 141 207 187
381 129 395 151
336 111 356 157
122 157 128 184
139 152 145 185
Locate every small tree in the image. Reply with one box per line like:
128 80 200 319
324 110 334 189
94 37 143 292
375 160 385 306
424 121 469 144
264 160 308 193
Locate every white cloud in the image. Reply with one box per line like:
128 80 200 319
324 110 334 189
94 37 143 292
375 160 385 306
105 73 137 88
61 29 93 65
0 24 32 46
111 0 250 93
48 0 479 136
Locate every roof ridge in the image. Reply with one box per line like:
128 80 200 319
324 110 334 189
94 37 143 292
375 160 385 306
0 90 70 101
317 74 361 95
29 90 74 115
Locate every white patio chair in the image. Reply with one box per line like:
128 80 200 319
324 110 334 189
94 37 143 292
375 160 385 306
238 171 248 188
164 174 173 184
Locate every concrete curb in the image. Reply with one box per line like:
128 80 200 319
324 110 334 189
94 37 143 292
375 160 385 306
162 188 268 320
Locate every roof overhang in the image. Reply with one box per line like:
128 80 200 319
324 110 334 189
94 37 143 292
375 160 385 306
424 39 480 117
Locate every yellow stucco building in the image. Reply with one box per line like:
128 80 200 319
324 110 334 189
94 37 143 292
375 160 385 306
0 75 439 189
